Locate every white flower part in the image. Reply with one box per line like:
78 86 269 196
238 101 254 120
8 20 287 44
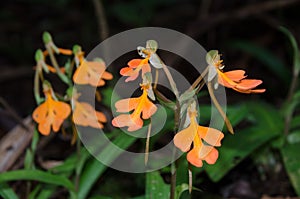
218 64 225 70
137 46 147 58
208 64 217 82
214 81 219 90
149 53 164 69
142 72 155 101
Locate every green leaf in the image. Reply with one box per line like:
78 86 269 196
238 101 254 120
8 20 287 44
175 184 189 199
0 170 74 191
279 26 300 76
247 102 284 131
0 183 19 199
287 130 300 144
146 171 170 199
28 185 41 199
291 115 300 130
206 126 279 182
36 185 59 199
229 40 290 84
206 102 282 182
281 143 300 195
78 131 137 199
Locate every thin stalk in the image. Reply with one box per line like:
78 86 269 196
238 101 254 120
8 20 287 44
145 121 152 165
207 82 234 134
75 138 81 194
156 55 179 99
170 100 181 199
188 163 193 193
284 73 299 135
153 68 159 89
189 66 209 92
34 66 42 104
46 45 71 85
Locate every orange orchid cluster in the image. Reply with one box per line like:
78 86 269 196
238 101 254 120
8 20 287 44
110 42 265 168
32 32 112 139
112 41 157 131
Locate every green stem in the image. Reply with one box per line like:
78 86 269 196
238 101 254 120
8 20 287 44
46 44 71 86
207 82 234 134
284 73 299 135
75 136 81 196
170 100 181 199
34 66 42 104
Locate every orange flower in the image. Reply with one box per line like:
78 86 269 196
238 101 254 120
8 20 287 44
73 100 107 129
32 86 71 135
217 69 266 93
73 60 113 87
120 58 151 82
208 51 265 93
174 104 224 167
112 83 157 131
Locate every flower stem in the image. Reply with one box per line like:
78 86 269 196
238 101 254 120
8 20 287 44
145 121 152 165
45 44 71 85
207 82 234 134
156 55 179 99
189 66 209 92
284 71 299 135
170 100 181 199
34 66 42 104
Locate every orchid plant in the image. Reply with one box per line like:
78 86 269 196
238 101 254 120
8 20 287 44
0 32 267 199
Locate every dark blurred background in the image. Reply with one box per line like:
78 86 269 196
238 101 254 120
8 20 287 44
1 1 300 198
0 0 299 140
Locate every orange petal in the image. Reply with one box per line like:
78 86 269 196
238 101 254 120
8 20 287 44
173 118 198 152
32 102 48 123
223 70 246 82
38 119 51 136
96 111 107 123
141 98 157 119
218 72 236 88
112 114 143 131
187 147 203 167
204 147 219 165
73 63 89 84
52 101 71 119
102 71 113 80
115 98 140 112
198 144 216 159
128 59 142 68
120 67 133 76
98 79 105 86
88 61 106 74
58 48 73 55
198 126 224 147
52 118 64 132
236 79 262 90
249 89 266 93
141 63 151 76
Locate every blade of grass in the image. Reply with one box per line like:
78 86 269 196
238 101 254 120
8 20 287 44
0 183 19 199
0 170 74 191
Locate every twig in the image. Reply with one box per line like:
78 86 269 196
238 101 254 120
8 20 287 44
188 0 300 37
0 97 29 131
0 116 34 172
92 0 109 41
207 82 234 134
